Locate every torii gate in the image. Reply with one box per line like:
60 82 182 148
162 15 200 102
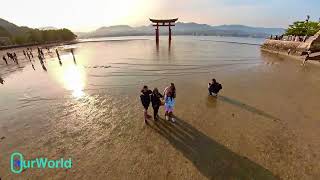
149 18 178 44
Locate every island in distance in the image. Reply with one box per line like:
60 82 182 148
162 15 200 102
77 22 285 39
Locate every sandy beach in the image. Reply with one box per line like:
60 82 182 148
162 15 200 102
0 36 320 179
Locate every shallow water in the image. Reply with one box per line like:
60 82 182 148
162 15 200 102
0 36 320 179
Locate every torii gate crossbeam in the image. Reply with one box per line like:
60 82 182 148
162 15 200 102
149 18 178 44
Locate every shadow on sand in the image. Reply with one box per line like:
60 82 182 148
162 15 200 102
217 95 280 122
149 118 278 180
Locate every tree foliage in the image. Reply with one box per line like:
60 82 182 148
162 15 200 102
0 28 77 45
285 21 320 36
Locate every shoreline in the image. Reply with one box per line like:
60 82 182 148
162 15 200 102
261 48 320 65
0 40 78 51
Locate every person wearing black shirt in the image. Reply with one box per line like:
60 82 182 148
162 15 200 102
208 78 222 97
151 88 163 121
0 77 4 84
140 85 152 124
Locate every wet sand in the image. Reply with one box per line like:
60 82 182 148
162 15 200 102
0 36 320 179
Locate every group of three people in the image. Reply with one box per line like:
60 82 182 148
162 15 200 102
140 79 222 124
140 83 176 124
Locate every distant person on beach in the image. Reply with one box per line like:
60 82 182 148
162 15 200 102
27 52 31 61
41 64 47 71
38 54 44 65
140 85 153 124
163 83 176 122
23 50 26 57
288 49 291 55
7 53 13 62
40 49 44 58
302 50 311 66
151 88 163 121
38 47 44 58
71 49 76 63
2 56 8 65
0 77 4 84
56 49 61 61
13 53 18 64
208 79 222 97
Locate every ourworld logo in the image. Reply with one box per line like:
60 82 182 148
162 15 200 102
10 152 72 174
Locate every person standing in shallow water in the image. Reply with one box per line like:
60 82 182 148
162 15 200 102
27 52 31 61
163 83 176 123
38 54 44 65
140 85 152 124
13 52 18 64
71 49 76 64
2 56 8 65
56 49 61 61
0 77 4 84
151 88 163 121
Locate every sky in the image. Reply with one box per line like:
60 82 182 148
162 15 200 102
1 0 320 32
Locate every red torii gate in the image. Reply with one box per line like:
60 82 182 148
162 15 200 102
149 18 178 44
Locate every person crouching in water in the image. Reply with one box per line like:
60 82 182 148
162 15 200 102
151 88 163 121
140 85 152 124
164 83 176 123
208 78 222 97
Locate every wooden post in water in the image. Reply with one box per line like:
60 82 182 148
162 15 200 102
155 23 159 44
169 22 172 41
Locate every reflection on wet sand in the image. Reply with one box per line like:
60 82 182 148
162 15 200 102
53 64 86 98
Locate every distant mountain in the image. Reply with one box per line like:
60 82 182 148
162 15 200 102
0 18 31 36
78 22 285 38
38 26 58 30
212 25 285 36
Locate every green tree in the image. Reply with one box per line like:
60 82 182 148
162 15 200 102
1 27 77 46
285 21 320 36
13 35 28 44
27 29 44 43
60 28 77 41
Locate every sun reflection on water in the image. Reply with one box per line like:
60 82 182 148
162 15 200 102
53 63 86 99
63 66 85 98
